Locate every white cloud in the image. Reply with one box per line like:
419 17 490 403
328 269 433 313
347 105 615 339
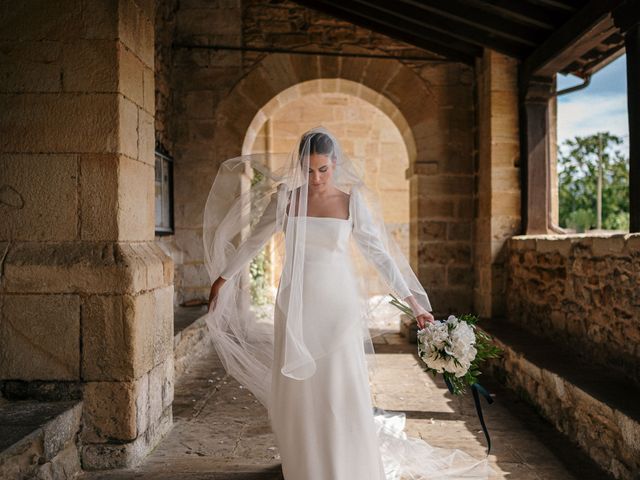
557 93 629 150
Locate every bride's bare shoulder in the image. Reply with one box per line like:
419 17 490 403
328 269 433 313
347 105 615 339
334 187 351 206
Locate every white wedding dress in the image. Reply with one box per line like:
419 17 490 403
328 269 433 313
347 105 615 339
206 128 495 479
264 192 495 480
269 212 388 479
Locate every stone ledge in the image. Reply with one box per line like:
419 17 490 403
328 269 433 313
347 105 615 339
480 317 640 480
81 404 172 470
173 305 211 381
399 313 418 343
509 232 640 255
0 381 83 401
1 241 173 294
0 400 82 479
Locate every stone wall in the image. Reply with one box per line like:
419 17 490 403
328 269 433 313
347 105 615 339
154 0 179 154
154 0 183 305
165 0 478 316
507 233 640 387
481 316 640 480
0 0 174 469
241 0 444 67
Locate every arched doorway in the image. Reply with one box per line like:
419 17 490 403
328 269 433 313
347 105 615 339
241 78 413 302
178 51 477 315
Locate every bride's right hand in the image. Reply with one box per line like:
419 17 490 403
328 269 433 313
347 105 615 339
403 295 435 329
208 277 226 312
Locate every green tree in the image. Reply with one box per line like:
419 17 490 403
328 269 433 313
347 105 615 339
558 132 629 232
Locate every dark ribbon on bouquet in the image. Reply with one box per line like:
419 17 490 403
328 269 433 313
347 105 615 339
443 377 494 456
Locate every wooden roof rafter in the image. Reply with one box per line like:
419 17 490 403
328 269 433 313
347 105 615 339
400 0 549 46
293 0 632 80
344 0 533 57
522 0 627 80
462 0 571 30
296 0 482 64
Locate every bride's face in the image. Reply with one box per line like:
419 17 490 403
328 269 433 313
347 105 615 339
307 153 335 192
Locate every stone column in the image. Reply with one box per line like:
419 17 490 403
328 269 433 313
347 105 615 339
613 3 640 233
624 22 639 232
474 49 521 319
0 0 174 469
521 76 555 235
549 77 560 227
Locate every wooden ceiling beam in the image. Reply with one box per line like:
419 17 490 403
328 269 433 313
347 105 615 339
523 0 626 79
347 0 530 57
462 0 568 30
296 0 628 79
566 38 626 77
530 0 583 13
398 0 548 46
295 0 481 63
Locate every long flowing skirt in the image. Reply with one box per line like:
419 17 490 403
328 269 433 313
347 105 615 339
265 241 494 479
269 300 386 480
267 244 387 480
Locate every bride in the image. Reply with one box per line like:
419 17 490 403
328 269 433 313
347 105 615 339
203 126 496 479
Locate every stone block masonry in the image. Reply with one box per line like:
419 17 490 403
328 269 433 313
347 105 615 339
0 0 175 470
482 316 640 479
507 233 640 389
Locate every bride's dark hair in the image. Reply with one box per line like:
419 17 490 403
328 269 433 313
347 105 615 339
298 132 334 158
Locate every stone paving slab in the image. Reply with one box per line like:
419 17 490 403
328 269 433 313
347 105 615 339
79 329 612 480
369 337 611 480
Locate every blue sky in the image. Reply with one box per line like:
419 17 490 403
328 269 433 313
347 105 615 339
556 54 629 152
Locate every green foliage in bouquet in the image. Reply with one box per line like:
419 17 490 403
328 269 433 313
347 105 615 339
389 294 504 395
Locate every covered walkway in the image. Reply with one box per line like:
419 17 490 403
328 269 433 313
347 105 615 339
77 323 608 480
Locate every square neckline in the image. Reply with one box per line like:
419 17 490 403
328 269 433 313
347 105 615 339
287 192 353 223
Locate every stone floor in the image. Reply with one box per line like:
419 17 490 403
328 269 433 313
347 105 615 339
79 327 611 480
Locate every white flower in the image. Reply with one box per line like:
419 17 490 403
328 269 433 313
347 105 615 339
417 317 478 377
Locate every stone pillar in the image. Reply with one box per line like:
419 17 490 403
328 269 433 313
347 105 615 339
613 3 640 233
624 23 639 232
521 76 554 235
474 49 521 319
171 0 244 305
0 0 174 469
549 77 560 227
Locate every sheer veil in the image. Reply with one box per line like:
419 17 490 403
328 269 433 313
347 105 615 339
203 126 496 478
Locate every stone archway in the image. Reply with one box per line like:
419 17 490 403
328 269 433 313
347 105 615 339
240 77 417 164
210 53 465 291
240 77 414 298
181 51 478 315
212 52 439 168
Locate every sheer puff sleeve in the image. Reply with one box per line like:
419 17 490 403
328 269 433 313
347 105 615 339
219 187 281 280
350 184 430 315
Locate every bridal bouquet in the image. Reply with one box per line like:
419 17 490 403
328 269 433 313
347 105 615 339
388 295 503 455
388 295 503 396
